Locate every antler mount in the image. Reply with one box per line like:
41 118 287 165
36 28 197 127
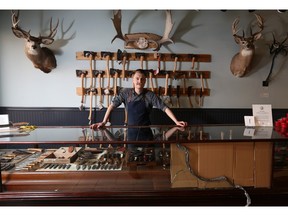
111 10 174 51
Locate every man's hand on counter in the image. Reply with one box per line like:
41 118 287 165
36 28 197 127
90 122 106 130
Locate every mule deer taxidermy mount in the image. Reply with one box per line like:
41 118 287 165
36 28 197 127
230 14 264 77
111 10 174 51
11 10 59 73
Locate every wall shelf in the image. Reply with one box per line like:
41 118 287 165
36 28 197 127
75 50 212 108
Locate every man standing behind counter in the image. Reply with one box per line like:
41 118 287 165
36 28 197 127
90 69 187 140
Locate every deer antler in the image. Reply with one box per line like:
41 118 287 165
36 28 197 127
110 10 174 51
111 10 125 43
250 14 264 37
232 17 240 36
232 14 263 40
11 10 59 44
157 10 174 47
11 10 30 38
11 10 19 28
47 18 59 38
39 17 59 44
232 17 247 38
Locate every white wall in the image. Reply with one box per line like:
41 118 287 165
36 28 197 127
1 10 288 108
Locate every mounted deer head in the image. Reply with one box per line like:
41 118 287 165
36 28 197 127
111 10 174 51
230 14 264 77
11 10 59 73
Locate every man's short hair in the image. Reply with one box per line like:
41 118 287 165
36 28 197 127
134 69 150 77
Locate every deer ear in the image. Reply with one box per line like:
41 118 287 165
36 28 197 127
41 38 54 45
11 28 27 38
234 36 242 44
253 33 262 41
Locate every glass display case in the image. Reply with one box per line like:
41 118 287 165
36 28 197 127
1 125 288 206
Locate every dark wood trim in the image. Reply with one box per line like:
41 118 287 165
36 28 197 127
1 169 288 206
1 106 287 126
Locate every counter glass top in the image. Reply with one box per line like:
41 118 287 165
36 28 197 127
0 125 287 144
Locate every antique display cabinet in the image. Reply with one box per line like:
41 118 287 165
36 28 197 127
1 125 288 206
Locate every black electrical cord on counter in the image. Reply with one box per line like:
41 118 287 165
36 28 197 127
171 142 251 206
